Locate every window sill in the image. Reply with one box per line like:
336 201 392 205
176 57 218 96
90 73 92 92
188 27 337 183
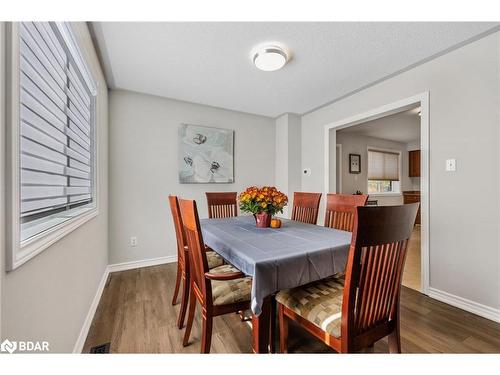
368 193 403 198
10 207 98 271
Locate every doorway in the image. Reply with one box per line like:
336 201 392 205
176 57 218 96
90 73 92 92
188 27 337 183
323 92 429 295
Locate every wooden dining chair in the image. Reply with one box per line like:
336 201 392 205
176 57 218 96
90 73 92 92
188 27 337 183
324 194 368 232
168 195 224 329
206 192 238 218
179 198 252 353
277 203 419 353
291 192 322 225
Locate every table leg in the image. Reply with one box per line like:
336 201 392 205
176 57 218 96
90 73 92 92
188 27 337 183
252 295 272 353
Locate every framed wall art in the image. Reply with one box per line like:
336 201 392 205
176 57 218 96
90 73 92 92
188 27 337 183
178 124 234 183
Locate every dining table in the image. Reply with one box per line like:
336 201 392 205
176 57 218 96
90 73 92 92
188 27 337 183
200 215 352 353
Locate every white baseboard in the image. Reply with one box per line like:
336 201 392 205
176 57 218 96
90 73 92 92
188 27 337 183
428 287 500 323
73 255 178 353
72 267 110 353
107 255 177 273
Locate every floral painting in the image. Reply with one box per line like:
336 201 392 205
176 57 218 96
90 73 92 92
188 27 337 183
178 124 234 183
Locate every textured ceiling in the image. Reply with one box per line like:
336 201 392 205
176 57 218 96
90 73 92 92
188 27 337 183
91 22 499 117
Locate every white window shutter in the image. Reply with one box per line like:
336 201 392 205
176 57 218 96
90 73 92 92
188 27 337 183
19 22 95 242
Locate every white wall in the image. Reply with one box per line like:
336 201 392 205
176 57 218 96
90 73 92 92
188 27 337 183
275 114 288 196
1 23 109 352
301 32 500 312
335 132 414 205
275 113 301 217
0 22 6 340
109 90 275 264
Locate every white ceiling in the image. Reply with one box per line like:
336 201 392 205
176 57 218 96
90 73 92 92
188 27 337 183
91 22 498 117
338 107 421 143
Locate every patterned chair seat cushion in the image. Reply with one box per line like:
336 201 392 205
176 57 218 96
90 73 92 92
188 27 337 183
276 276 345 338
206 251 224 269
209 264 252 306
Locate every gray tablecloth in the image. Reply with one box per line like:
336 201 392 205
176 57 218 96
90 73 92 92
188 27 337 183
200 215 351 315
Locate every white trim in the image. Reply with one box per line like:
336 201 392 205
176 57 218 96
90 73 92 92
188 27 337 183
429 288 500 323
14 209 98 270
72 266 109 353
368 193 402 198
72 255 178 353
323 92 430 295
107 255 178 274
335 144 342 193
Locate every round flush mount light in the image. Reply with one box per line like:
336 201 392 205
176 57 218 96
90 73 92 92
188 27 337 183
252 45 289 72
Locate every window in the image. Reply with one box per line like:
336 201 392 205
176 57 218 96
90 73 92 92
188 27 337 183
7 22 97 270
367 148 401 194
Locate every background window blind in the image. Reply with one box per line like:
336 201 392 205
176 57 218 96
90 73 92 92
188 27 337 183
19 22 95 242
367 149 399 181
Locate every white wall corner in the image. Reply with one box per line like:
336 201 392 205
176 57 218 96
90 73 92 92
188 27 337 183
275 113 302 218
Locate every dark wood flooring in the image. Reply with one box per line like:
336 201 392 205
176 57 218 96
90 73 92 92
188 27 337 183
83 262 500 353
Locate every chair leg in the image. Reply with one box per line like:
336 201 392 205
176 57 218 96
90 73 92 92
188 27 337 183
171 263 182 305
278 304 288 353
201 312 213 354
388 330 401 353
177 273 190 329
182 288 196 347
269 298 277 353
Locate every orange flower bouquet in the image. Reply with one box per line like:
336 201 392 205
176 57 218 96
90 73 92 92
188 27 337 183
238 186 288 228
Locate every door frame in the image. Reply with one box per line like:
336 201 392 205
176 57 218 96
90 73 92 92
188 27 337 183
323 92 430 295
335 144 342 193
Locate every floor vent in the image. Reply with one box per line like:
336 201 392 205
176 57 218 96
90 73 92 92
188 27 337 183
89 343 111 353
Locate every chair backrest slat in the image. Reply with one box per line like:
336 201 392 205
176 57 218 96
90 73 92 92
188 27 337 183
168 195 187 266
291 192 322 225
341 204 419 349
206 192 238 218
324 194 368 232
179 199 211 303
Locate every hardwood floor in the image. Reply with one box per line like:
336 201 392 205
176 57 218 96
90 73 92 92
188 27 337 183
402 226 421 291
83 262 500 353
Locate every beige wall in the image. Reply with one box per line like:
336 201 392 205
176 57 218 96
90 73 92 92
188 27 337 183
0 23 109 352
108 90 275 264
301 32 500 311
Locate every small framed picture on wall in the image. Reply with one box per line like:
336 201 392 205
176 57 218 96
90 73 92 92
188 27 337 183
349 153 361 174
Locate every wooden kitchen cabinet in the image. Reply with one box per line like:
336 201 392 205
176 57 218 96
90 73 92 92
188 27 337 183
403 191 421 225
409 150 421 177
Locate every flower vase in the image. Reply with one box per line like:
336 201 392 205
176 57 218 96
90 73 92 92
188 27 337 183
254 212 271 228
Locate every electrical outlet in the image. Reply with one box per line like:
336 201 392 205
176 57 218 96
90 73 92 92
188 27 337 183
130 236 138 247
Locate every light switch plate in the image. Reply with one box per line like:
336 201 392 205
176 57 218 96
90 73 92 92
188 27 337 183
130 236 138 247
446 159 456 172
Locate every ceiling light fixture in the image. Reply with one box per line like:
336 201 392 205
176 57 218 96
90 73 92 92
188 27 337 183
252 45 289 72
